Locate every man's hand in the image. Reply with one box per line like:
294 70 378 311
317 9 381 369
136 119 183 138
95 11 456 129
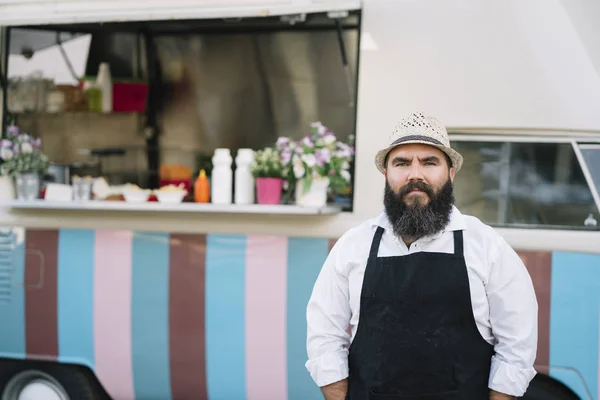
490 389 515 400
321 378 348 400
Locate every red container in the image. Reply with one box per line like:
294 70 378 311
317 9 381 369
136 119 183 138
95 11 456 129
112 82 148 112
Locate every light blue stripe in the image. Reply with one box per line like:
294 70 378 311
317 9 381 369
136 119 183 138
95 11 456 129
206 234 246 400
0 228 26 359
131 232 172 400
549 252 600 400
287 237 329 400
57 229 95 368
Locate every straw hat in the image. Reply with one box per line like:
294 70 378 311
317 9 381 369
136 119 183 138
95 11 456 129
374 111 463 174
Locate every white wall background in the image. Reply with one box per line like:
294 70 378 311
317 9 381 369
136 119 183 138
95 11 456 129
352 0 600 224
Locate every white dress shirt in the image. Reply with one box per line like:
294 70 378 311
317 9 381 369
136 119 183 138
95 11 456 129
306 206 538 397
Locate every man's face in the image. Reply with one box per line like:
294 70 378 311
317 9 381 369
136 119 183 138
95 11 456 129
385 143 455 203
383 144 456 239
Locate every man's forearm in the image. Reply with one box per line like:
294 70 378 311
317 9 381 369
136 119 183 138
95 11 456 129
490 389 515 400
321 378 348 400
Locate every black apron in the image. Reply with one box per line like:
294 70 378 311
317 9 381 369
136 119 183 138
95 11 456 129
347 226 495 400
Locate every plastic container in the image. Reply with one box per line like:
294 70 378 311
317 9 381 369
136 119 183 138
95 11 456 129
234 149 255 205
113 82 148 112
194 169 210 203
211 149 233 204
96 63 113 113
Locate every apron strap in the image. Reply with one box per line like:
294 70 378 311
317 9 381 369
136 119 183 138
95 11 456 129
369 226 385 258
453 230 464 257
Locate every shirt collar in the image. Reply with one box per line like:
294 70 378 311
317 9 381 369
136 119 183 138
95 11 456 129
373 205 467 240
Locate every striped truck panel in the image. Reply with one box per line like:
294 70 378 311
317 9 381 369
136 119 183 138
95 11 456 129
0 227 598 400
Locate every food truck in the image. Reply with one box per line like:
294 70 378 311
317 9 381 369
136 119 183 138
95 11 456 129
0 1 599 399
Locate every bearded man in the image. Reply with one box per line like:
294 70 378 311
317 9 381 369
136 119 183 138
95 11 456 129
306 111 538 400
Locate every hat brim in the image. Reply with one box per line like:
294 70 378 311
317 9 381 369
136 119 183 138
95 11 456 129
375 140 463 174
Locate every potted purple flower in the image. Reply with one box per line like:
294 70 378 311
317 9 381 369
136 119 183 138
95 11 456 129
277 122 354 207
1 124 49 200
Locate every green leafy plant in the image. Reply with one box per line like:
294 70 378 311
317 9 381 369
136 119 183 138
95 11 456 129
251 147 283 178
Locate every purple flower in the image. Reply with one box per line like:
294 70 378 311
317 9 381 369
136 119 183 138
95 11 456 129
281 148 292 165
7 125 19 137
1 139 11 148
276 137 290 150
302 136 314 148
33 138 41 148
315 148 331 167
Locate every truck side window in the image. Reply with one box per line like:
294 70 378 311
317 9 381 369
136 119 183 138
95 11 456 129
452 140 599 229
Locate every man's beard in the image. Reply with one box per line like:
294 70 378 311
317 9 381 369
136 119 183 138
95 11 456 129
384 178 454 239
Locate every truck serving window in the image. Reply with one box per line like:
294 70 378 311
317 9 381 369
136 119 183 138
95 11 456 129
451 138 600 230
3 13 360 210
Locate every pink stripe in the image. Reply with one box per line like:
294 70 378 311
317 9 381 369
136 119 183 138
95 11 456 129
245 236 288 400
94 230 135 400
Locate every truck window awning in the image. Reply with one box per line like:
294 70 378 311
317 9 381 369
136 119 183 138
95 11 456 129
0 0 361 27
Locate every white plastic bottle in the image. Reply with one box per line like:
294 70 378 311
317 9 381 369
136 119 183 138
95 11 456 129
235 149 255 205
96 62 113 113
211 148 233 204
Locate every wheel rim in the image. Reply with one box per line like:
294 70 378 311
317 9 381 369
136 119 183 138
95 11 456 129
2 370 69 400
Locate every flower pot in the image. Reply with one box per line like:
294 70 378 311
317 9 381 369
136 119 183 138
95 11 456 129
256 177 283 205
15 172 40 200
295 177 329 207
0 175 15 202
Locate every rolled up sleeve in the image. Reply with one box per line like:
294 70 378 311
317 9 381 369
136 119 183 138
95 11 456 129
305 238 352 387
486 238 538 396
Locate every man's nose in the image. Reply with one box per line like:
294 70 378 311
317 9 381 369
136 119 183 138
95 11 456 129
407 164 425 181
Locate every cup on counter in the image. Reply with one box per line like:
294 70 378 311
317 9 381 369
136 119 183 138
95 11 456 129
72 176 93 202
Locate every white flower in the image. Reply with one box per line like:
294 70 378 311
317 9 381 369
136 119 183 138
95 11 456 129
293 164 305 178
0 148 13 160
341 170 351 182
342 161 350 170
323 134 336 145
301 154 316 168
21 143 33 153
293 154 305 178
335 149 350 159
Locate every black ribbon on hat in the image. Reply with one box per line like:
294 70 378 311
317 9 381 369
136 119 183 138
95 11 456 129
391 135 444 146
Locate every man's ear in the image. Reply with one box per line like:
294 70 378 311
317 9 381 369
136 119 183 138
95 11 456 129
449 167 455 183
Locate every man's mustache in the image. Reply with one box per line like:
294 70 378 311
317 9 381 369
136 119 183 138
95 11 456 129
398 181 435 199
